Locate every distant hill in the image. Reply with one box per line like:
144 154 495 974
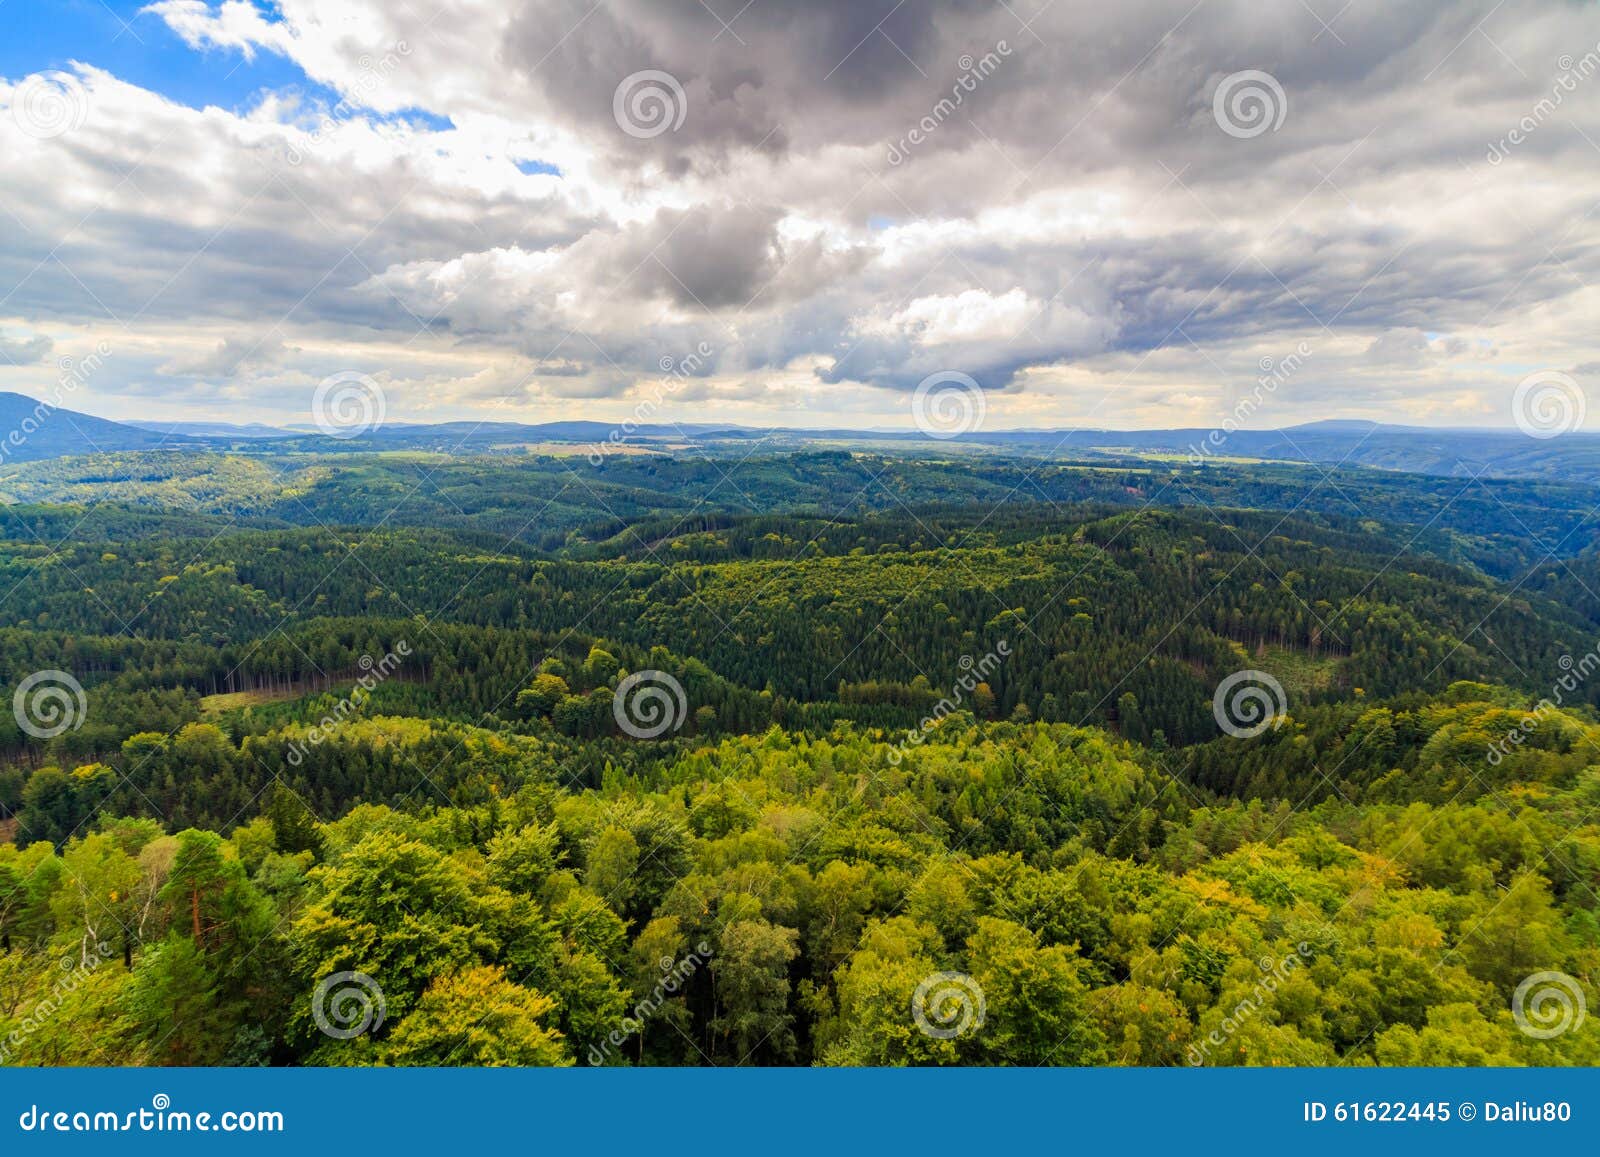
0 392 198 462
959 423 1600 483
8 389 1600 486
126 419 293 439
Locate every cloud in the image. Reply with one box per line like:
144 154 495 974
158 333 293 377
0 0 1588 429
144 0 298 62
0 330 53 365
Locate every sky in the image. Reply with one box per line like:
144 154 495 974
0 0 1598 433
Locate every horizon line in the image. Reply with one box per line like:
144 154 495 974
0 390 1575 441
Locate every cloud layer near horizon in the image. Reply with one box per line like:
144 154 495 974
1 0 1598 431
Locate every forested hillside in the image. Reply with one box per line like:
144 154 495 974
1 448 1597 1066
5 449 1596 576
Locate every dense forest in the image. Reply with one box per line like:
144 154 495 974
1 447 1597 1066
5 447 1597 575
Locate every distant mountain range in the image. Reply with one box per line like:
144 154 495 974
126 419 296 439
4 389 1600 486
0 392 198 460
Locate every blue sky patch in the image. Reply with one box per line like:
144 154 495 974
0 0 342 116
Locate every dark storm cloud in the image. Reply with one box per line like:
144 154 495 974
503 0 950 161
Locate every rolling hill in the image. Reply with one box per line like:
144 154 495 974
0 391 199 461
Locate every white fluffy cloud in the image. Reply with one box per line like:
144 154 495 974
0 0 1596 430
